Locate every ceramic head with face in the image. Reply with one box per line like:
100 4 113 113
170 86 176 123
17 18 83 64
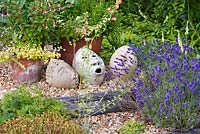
73 47 105 85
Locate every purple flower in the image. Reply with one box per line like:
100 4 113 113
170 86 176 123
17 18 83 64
131 77 136 82
144 88 149 94
114 60 119 64
183 44 189 52
110 66 119 71
181 91 185 98
169 76 175 82
175 71 184 82
158 103 163 115
163 67 168 72
153 65 162 75
163 42 168 49
152 76 160 87
117 62 125 67
169 60 177 70
173 84 179 95
164 108 169 116
182 102 187 107
172 45 181 55
137 79 143 87
128 56 133 61
122 68 129 74
183 58 190 71
169 106 173 112
164 88 171 106
135 67 142 76
141 41 145 46
181 81 187 89
198 104 200 109
106 71 113 80
191 58 199 71
134 88 144 108
116 72 123 77
188 80 196 94
116 57 123 61
120 55 126 59
156 47 161 53
198 74 200 81
182 38 186 43
149 47 154 56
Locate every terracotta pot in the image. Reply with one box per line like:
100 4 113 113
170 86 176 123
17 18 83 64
60 37 103 65
9 59 42 83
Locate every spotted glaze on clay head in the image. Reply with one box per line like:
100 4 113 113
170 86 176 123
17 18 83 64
73 47 105 85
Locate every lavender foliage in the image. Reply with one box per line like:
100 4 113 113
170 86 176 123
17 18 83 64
129 39 200 131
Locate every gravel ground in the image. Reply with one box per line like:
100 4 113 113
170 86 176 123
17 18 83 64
0 62 172 134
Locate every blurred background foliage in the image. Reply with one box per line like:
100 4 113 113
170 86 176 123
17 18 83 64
101 0 200 63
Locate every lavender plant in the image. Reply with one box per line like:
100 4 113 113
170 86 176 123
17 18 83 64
130 39 200 131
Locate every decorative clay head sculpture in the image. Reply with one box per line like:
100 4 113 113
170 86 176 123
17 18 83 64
109 45 138 79
73 47 105 85
46 59 79 88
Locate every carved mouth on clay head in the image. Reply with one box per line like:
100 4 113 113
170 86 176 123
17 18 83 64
95 68 102 74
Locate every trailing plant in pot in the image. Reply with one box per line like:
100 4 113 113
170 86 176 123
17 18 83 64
52 0 122 64
1 0 122 65
0 1 61 83
0 41 60 83
0 0 60 46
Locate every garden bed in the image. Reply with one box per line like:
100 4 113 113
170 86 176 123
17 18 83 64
0 62 173 134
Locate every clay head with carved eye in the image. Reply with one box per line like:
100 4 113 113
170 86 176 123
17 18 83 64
109 45 138 79
73 47 105 85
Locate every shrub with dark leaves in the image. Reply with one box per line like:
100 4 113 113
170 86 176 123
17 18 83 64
129 39 200 131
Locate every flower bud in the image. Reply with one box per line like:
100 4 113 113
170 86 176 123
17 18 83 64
111 17 117 22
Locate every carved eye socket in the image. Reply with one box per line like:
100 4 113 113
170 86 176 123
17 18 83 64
82 56 88 59
92 55 96 57
92 63 96 66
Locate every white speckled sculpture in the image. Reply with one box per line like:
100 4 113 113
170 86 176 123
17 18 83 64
109 45 138 78
46 59 79 88
73 47 105 85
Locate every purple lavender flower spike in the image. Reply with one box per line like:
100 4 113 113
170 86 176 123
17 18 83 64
188 80 196 95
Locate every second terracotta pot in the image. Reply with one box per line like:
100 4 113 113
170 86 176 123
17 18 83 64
60 37 103 65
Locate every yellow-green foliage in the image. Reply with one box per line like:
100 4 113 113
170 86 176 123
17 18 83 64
119 120 145 134
0 112 86 134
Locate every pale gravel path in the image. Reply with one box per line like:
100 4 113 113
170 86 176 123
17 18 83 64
0 62 170 134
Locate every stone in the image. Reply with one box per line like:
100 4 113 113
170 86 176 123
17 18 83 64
73 47 105 85
46 59 79 88
109 45 138 79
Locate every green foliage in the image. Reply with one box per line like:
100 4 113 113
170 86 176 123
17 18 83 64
0 0 60 46
119 120 145 134
109 0 200 53
0 85 67 124
55 0 118 43
0 112 86 134
100 38 114 64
